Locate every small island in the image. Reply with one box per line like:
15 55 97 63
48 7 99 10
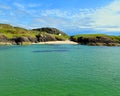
0 23 120 46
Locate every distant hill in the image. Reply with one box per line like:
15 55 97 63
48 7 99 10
32 27 68 36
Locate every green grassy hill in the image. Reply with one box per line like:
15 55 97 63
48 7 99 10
70 34 120 46
0 24 69 45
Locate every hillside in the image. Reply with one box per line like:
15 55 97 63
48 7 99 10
32 27 68 36
70 34 120 46
0 23 120 46
0 24 69 45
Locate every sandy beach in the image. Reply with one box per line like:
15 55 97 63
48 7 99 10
0 40 78 45
35 40 78 44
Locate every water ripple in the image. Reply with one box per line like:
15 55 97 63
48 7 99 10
32 49 69 53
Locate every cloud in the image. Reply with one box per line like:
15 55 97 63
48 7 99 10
0 4 11 10
31 0 120 32
92 0 120 32
27 3 42 8
0 10 3 14
0 19 9 23
31 9 94 31
1 0 120 33
1 2 94 31
13 2 25 10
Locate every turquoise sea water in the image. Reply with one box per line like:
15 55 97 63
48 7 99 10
0 44 120 96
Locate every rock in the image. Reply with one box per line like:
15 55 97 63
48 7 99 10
36 33 56 42
0 35 9 42
27 36 38 43
11 37 30 45
70 35 120 46
33 27 68 36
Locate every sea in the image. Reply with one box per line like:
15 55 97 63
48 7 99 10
0 44 120 96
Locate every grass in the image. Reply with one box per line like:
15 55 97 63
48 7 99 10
1 33 37 39
0 24 39 38
1 23 119 43
73 34 108 38
73 34 120 40
0 24 69 40
54 34 69 40
110 36 120 42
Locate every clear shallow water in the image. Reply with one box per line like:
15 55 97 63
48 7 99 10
0 45 120 96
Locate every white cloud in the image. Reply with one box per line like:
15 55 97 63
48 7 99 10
0 10 3 14
92 0 120 32
31 9 94 31
13 2 25 10
1 0 120 33
0 19 9 23
32 0 120 32
27 3 42 8
0 4 11 10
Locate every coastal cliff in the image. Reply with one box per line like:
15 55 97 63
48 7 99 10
0 23 120 46
70 34 120 46
0 24 69 45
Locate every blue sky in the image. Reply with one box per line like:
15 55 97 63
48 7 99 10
0 0 120 35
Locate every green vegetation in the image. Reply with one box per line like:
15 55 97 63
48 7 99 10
32 27 68 36
70 34 120 46
0 23 69 45
72 34 108 38
0 23 120 46
110 35 120 42
0 24 38 38
72 34 120 41
54 34 69 41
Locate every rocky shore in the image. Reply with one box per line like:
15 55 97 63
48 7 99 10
70 34 120 46
0 24 69 45
0 34 69 45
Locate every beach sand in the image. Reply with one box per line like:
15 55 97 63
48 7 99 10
35 40 78 44
0 40 78 45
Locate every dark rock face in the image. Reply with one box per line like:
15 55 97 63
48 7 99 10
11 36 37 45
70 36 120 46
0 33 66 45
36 33 56 42
78 37 116 44
0 35 9 42
33 27 67 36
0 24 69 45
11 37 28 45
27 36 38 43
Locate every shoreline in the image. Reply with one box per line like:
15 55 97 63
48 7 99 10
0 41 120 46
0 40 78 45
34 40 78 44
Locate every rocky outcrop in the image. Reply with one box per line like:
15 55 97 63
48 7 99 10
70 35 120 46
36 33 56 42
9 33 60 45
11 36 37 45
0 35 9 42
0 33 67 45
0 24 69 45
33 27 68 36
